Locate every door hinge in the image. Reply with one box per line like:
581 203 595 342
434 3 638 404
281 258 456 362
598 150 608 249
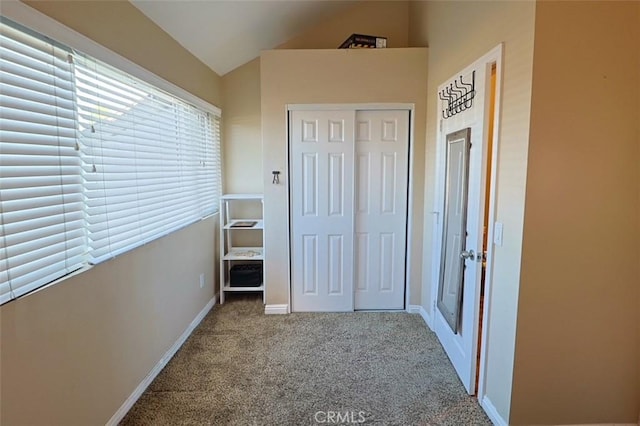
439 119 443 133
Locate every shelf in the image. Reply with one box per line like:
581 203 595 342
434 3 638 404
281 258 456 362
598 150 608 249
223 219 264 230
222 284 264 292
220 194 264 304
221 194 264 201
222 247 264 261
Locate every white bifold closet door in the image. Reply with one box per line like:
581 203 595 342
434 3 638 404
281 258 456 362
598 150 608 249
290 109 409 312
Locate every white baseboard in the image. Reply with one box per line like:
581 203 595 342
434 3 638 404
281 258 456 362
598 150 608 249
265 304 289 314
106 296 217 426
407 304 433 330
480 395 508 426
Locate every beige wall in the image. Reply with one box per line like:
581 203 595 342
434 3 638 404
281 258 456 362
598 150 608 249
1 218 217 425
409 0 536 421
260 48 428 307
1 2 221 424
511 1 640 423
221 58 262 194
221 1 410 197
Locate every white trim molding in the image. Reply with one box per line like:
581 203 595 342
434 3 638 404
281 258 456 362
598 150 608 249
106 296 217 426
475 43 505 408
407 304 433 330
265 304 289 315
480 396 508 426
287 103 415 111
285 103 416 313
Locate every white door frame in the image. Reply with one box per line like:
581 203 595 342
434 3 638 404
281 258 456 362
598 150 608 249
286 103 416 312
429 44 503 402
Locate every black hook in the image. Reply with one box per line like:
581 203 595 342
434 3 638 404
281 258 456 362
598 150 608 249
441 70 476 120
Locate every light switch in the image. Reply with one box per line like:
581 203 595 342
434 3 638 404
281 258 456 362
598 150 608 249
494 222 504 246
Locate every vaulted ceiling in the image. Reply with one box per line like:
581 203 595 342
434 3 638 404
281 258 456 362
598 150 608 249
130 0 360 76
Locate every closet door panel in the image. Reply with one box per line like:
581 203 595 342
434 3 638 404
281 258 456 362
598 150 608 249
290 110 355 312
354 110 409 310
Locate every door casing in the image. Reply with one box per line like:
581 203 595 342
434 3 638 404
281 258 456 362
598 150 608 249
286 103 416 312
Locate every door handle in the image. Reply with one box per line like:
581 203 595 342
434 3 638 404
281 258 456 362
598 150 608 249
460 250 475 261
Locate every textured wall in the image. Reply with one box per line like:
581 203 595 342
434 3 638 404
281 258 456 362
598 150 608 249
409 0 536 421
512 1 640 423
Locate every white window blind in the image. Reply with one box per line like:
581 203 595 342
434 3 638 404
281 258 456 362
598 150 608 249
0 17 221 304
74 54 220 264
0 19 85 304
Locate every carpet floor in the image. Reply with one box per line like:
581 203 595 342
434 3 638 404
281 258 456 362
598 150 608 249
120 295 491 425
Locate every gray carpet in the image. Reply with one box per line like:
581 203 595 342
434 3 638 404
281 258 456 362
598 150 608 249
120 295 491 425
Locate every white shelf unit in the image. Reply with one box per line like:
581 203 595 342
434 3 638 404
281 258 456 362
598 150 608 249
219 194 264 303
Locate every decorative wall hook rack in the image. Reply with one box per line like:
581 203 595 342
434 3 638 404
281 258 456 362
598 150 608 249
438 71 475 119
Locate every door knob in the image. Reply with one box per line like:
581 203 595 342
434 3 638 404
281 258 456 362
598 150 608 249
460 250 475 261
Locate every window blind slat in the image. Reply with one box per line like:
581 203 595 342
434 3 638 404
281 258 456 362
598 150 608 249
1 194 83 215
1 95 76 120
4 246 85 289
4 228 85 263
0 106 76 129
1 154 79 167
0 120 77 138
0 59 74 92
0 84 76 110
1 165 82 178
0 142 77 158
1 203 83 227
2 211 85 236
0 25 70 62
0 174 81 190
0 70 75 100
0 40 71 75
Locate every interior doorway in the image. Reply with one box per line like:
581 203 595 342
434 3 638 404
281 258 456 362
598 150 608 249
431 45 503 397
475 62 497 391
